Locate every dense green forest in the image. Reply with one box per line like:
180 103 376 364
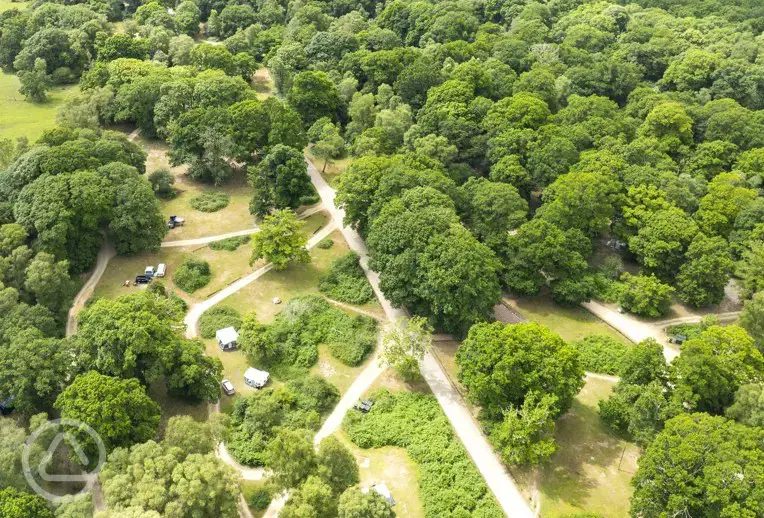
2 0 764 516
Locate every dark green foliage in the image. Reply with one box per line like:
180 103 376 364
319 252 375 305
227 375 339 466
148 168 176 198
618 273 674 318
316 238 334 249
189 191 230 212
248 487 272 511
174 258 211 293
208 235 250 251
343 390 501 518
572 335 629 375
199 306 242 339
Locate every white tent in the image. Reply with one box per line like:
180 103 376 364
362 483 395 506
216 327 239 350
243 367 269 389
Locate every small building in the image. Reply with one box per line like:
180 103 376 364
243 367 269 389
216 327 239 351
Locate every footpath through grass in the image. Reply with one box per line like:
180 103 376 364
0 72 78 142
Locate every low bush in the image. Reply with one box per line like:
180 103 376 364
316 238 334 249
343 389 501 518
243 295 377 368
199 306 242 339
209 235 250 251
189 192 230 212
174 258 211 293
243 484 271 511
227 375 339 466
572 334 629 375
319 252 375 305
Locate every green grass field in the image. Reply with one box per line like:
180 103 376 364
0 0 26 12
0 72 78 143
505 295 632 345
521 377 640 517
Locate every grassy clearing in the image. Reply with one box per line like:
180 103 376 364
515 377 639 517
0 0 26 12
333 431 425 518
253 67 274 100
0 72 78 142
136 136 256 240
505 295 631 345
310 344 372 394
240 480 269 518
147 381 208 438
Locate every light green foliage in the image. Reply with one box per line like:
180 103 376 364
631 413 764 517
99 440 239 517
726 383 764 427
488 391 558 466
227 376 338 467
343 390 501 518
740 291 764 353
457 321 584 419
18 57 49 102
250 209 310 270
572 334 629 375
737 240 764 299
54 371 160 455
676 234 733 307
189 191 229 212
198 306 242 339
618 273 674 318
318 252 374 305
0 487 53 518
174 258 212 293
316 436 359 495
379 316 432 382
337 487 395 518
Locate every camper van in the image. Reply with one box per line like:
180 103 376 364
155 263 166 277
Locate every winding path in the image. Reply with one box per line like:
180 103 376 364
304 158 535 518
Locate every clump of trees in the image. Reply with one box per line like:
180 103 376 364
318 251 374 305
456 321 584 466
174 257 212 293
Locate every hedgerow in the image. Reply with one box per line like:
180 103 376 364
245 295 377 368
319 252 375 305
571 334 629 375
189 192 230 212
227 375 339 466
199 306 242 339
208 235 250 251
343 389 501 518
173 258 211 293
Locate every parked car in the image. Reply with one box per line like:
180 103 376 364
135 275 151 284
144 266 155 277
354 399 374 413
168 215 185 229
243 367 269 389
221 379 235 396
155 263 166 277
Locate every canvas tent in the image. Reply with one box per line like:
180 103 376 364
243 367 269 389
216 327 239 351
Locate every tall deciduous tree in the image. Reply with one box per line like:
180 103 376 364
248 145 313 217
250 209 310 270
337 487 395 518
379 316 432 382
456 322 584 419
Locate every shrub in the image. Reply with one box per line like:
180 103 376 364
343 389 501 517
247 487 271 511
209 235 250 251
244 295 377 368
572 335 629 375
199 306 242 339
319 252 375 305
618 273 674 318
148 168 176 198
174 258 211 293
227 375 339 466
316 238 334 249
189 191 230 212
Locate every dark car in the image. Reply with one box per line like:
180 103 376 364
354 399 374 413
0 396 15 415
135 275 151 284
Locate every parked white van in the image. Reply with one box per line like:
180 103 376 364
156 263 166 277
